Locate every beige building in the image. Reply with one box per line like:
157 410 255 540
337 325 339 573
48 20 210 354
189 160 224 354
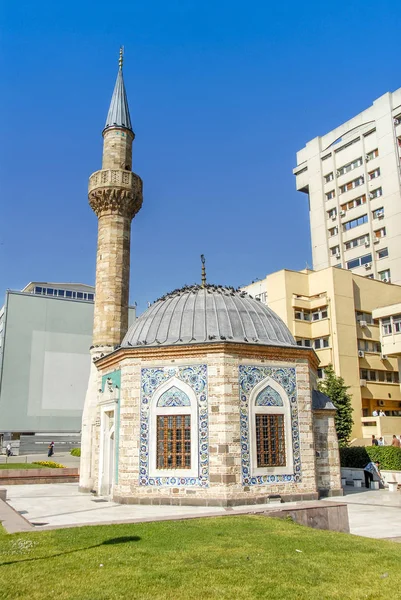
294 88 401 284
243 267 401 441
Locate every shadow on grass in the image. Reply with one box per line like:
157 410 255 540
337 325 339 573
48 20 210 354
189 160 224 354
0 535 141 566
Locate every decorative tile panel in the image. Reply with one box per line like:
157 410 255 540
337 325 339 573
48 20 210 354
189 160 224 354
139 365 208 487
157 386 191 407
239 365 301 486
255 385 283 406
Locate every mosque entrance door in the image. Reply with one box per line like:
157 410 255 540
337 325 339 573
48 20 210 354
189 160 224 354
100 408 115 496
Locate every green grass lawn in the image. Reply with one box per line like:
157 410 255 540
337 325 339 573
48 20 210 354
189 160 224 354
0 517 400 599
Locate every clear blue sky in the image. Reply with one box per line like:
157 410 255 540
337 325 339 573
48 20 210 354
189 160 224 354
1 1 400 313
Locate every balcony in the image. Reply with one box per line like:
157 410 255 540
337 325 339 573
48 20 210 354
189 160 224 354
361 416 401 438
88 169 142 195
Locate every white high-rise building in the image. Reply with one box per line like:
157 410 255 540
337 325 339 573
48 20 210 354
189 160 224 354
294 89 401 284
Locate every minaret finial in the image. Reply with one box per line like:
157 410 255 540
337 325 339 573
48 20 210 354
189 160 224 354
201 254 206 287
119 46 124 70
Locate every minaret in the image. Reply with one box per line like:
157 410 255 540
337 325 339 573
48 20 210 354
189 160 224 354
88 47 142 347
80 49 142 492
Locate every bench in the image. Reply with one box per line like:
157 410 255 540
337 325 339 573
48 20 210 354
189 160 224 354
353 478 363 488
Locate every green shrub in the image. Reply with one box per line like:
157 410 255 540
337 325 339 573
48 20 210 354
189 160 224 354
32 461 65 468
70 448 81 457
340 446 401 470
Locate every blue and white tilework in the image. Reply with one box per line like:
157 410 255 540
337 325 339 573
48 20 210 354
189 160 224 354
255 385 283 406
239 365 301 485
157 386 191 407
139 365 208 487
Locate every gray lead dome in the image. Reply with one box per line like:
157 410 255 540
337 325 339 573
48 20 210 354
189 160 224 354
122 285 296 348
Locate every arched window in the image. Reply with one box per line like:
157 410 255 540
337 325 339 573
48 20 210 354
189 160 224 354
250 380 293 476
156 386 191 469
149 379 198 478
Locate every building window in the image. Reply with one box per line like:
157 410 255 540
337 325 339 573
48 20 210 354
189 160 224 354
374 227 386 239
328 226 339 237
339 176 364 194
327 208 337 219
156 415 191 469
366 149 379 161
337 157 363 176
296 338 312 347
330 245 340 256
369 187 382 199
341 194 366 212
343 214 368 231
88 293 94 301
346 253 372 270
360 368 399 383
372 208 384 220
255 414 286 467
317 368 324 379
326 190 336 200
382 319 392 335
358 339 381 353
255 292 267 303
344 234 369 250
368 168 380 180
377 247 388 259
379 269 391 282
312 306 328 321
356 311 376 325
393 316 401 333
313 337 330 349
294 309 311 321
324 172 334 183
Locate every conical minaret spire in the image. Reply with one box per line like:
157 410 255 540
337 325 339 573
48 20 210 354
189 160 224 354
87 49 143 346
104 47 132 132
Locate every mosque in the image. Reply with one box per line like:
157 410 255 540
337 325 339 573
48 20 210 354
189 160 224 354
79 51 342 505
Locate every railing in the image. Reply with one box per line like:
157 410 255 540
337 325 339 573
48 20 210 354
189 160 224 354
361 416 401 438
88 169 139 193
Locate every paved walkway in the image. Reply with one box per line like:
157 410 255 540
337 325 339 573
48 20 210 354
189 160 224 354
0 452 80 468
323 486 401 540
1 482 401 540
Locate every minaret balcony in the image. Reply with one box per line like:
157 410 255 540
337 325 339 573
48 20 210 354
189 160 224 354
88 169 142 195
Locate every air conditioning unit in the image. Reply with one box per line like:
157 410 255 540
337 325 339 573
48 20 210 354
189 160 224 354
360 379 367 387
369 192 374 199
340 210 346 217
394 118 400 125
374 238 380 244
335 252 341 259
364 263 372 270
358 350 365 358
365 240 370 247
331 215 337 221
366 155 370 161
381 354 388 360
382 278 389 283
378 213 384 219
336 170 341 176
379 400 385 407
359 320 367 327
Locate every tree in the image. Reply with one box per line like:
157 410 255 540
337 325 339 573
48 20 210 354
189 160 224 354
318 364 353 447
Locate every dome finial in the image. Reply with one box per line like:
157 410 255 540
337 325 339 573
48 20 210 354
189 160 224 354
119 46 124 70
201 254 206 287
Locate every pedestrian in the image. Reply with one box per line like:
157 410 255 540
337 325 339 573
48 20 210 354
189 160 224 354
379 409 386 417
48 441 55 457
378 437 385 446
6 443 12 457
371 435 379 446
372 409 378 417
363 461 383 489
391 435 400 448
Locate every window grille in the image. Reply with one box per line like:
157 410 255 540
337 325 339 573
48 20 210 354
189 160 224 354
255 414 286 467
157 415 191 469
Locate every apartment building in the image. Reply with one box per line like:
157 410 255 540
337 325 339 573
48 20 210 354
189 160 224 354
243 267 401 440
294 88 401 284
